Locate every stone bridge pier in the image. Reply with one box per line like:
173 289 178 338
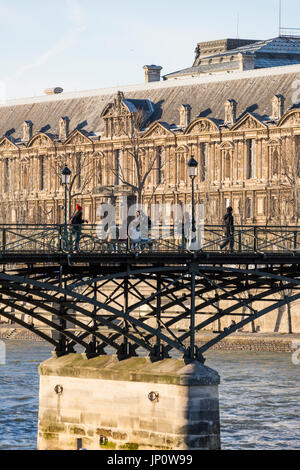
37 355 221 450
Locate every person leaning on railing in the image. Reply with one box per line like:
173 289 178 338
69 204 88 252
220 206 234 253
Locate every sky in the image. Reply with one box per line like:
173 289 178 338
1 0 300 100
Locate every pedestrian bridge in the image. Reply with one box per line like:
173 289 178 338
0 224 299 254
0 224 299 362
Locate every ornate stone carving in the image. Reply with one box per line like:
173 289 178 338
143 122 173 138
114 91 125 113
101 91 132 138
0 137 17 150
280 112 300 127
70 133 85 145
232 114 265 131
65 130 90 146
29 135 51 148
187 119 218 135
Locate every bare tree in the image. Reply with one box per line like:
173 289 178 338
53 151 94 221
108 110 166 205
7 156 32 224
281 137 300 224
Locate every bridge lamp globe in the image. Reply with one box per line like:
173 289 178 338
61 165 71 185
61 166 71 226
187 156 198 179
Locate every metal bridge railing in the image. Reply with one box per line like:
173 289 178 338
0 224 299 254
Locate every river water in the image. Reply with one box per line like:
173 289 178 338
0 340 299 450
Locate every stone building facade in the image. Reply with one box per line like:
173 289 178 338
0 64 300 227
1 36 300 226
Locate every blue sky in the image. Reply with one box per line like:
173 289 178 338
1 0 300 99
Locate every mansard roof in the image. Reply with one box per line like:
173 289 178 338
164 37 300 79
0 64 300 141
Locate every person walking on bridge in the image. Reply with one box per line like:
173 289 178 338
220 206 234 253
70 204 88 252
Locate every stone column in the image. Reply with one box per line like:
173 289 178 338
38 355 221 450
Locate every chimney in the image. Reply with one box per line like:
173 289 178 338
238 53 255 71
59 116 70 141
179 104 191 128
22 120 33 141
44 87 63 95
271 94 285 120
224 99 237 126
143 65 162 83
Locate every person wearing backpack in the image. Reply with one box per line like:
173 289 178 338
70 204 88 252
220 206 234 252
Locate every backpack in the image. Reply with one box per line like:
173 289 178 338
224 214 230 225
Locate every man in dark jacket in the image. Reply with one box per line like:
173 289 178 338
220 206 234 252
70 204 88 252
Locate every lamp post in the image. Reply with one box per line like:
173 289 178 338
187 156 198 361
187 156 198 247
61 165 71 226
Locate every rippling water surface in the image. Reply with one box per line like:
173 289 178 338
0 341 299 450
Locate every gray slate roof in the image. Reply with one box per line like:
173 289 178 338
164 37 300 80
0 64 300 141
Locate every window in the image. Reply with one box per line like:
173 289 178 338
157 147 165 184
199 143 209 181
4 158 9 192
39 156 46 190
76 153 82 188
179 155 185 182
272 149 279 177
225 151 231 179
22 165 28 191
271 196 278 218
115 149 123 185
97 160 102 186
246 198 252 218
246 140 256 179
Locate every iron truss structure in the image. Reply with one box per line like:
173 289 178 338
0 249 300 362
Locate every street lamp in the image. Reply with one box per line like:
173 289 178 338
61 165 71 226
187 156 198 246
